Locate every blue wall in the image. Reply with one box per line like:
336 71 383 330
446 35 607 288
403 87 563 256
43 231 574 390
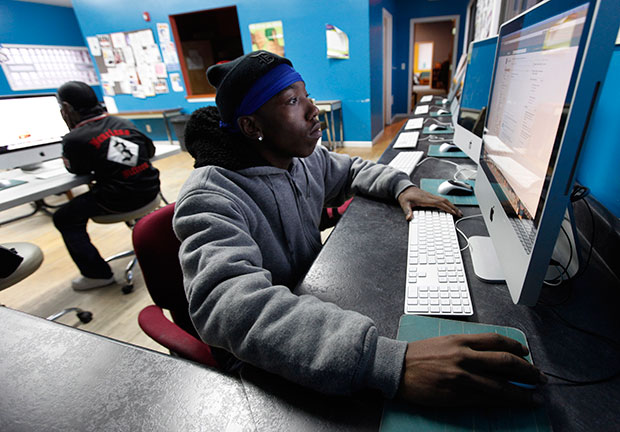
0 0 102 99
369 0 468 140
576 46 620 217
71 0 372 142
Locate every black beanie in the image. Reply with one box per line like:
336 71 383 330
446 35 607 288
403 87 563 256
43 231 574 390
207 51 292 124
57 81 99 114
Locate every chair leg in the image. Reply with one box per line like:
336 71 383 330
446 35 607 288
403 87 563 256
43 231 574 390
122 257 137 294
47 307 93 324
105 250 135 263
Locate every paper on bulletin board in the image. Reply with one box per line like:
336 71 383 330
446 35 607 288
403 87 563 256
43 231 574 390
170 73 184 92
326 24 349 59
157 23 171 43
249 21 285 56
86 36 101 56
103 96 118 114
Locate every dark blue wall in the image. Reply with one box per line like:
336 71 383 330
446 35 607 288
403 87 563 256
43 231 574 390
0 0 102 100
369 0 468 140
576 46 620 217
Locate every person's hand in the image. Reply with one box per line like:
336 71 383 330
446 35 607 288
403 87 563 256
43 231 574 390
397 186 462 220
397 333 546 407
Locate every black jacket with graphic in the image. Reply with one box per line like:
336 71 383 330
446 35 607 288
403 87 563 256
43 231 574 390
62 114 160 211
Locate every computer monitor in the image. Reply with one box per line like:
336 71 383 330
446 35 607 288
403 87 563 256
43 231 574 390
453 36 498 161
0 94 67 171
472 0 618 305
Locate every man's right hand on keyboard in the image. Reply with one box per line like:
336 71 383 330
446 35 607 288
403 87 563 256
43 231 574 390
396 333 546 407
397 186 462 220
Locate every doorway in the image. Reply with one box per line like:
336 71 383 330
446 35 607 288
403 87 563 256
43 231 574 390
408 16 459 112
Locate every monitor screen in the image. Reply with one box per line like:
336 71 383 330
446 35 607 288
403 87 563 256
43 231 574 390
473 0 617 305
453 36 498 161
0 94 68 170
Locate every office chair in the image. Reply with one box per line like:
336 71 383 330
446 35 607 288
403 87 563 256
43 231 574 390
0 242 92 324
132 203 218 368
91 194 161 294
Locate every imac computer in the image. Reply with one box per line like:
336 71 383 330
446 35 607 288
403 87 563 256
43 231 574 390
472 0 618 305
453 36 498 161
0 94 68 171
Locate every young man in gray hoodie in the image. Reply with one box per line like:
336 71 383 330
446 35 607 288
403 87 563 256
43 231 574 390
173 51 545 407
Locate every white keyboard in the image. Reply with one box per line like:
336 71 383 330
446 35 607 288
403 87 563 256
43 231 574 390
393 131 419 149
414 105 429 115
388 151 424 176
404 210 473 316
404 118 424 130
420 95 433 103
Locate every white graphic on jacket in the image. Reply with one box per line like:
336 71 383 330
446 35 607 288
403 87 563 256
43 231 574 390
107 136 139 166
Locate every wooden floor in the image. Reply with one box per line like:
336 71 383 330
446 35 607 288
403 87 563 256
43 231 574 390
0 119 405 353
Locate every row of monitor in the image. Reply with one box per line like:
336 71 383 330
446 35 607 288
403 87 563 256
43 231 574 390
439 0 617 305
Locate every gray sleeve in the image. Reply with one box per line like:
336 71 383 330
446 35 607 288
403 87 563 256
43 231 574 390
318 146 414 207
174 188 407 397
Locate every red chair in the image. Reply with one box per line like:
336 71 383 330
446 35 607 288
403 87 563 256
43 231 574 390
132 203 218 368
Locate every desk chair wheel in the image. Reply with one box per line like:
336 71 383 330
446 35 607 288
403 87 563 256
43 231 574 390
77 310 93 324
122 282 134 295
47 307 93 324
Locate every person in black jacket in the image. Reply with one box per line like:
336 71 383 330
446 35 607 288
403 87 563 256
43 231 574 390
54 81 160 291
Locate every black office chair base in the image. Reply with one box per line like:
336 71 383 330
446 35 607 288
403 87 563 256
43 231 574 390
47 307 93 324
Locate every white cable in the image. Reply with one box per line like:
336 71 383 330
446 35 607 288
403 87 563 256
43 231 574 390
454 214 484 252
453 167 477 181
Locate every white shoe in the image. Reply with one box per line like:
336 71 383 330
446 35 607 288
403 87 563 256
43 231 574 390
72 275 115 291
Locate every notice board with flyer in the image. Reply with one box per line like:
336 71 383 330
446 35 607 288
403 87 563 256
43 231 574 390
86 28 175 99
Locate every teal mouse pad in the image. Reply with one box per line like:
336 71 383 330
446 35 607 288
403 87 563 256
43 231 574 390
379 315 551 432
428 144 468 158
430 111 451 117
0 179 27 191
420 178 478 206
423 126 453 135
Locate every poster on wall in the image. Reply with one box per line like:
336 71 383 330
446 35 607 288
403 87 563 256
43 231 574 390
88 28 172 98
156 22 181 71
249 21 285 56
326 24 349 59
0 43 99 91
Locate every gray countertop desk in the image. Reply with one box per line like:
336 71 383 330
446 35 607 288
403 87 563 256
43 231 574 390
0 144 181 213
0 307 255 432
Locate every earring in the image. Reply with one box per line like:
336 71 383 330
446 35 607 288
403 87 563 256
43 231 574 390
258 135 263 141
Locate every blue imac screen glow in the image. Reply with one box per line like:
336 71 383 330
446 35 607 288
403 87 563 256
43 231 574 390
456 36 498 138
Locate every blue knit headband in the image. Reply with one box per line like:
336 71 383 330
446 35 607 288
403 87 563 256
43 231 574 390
220 63 303 130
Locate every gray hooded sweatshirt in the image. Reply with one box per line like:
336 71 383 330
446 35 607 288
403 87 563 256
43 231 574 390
174 143 413 398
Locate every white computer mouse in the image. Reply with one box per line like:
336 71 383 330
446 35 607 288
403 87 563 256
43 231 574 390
439 142 459 152
429 124 448 132
437 179 474 196
436 109 450 115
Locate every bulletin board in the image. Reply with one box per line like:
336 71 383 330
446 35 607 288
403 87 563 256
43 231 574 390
87 28 176 98
0 43 99 91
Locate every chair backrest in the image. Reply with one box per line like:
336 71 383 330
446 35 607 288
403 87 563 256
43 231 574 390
132 203 199 339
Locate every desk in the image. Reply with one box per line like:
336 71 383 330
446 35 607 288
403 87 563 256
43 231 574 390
0 307 255 431
112 108 183 145
0 144 181 215
295 112 620 430
315 100 343 150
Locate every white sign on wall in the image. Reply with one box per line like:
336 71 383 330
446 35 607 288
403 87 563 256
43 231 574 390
0 43 99 91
